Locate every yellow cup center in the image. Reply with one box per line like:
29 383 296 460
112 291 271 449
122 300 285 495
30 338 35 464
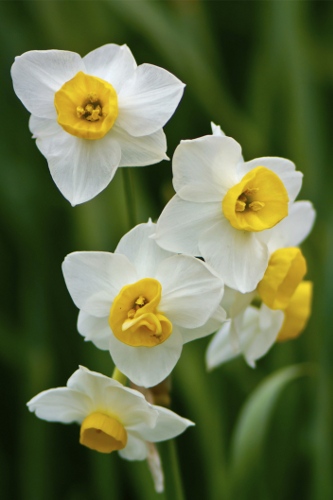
277 281 313 342
54 71 118 140
222 166 289 232
109 278 173 347
257 247 307 310
80 412 127 454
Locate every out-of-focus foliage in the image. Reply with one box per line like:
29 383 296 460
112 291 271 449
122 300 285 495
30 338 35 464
0 1 332 499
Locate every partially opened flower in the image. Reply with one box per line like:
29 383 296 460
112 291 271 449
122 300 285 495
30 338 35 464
27 366 193 461
206 279 313 370
11 44 185 205
206 303 284 369
62 221 225 387
154 126 303 293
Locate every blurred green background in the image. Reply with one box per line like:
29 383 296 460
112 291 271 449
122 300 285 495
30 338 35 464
0 1 332 499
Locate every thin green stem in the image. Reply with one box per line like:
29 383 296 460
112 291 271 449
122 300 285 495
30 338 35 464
112 366 127 386
122 168 136 229
160 439 185 500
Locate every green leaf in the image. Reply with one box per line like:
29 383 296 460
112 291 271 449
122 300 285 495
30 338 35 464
229 363 315 497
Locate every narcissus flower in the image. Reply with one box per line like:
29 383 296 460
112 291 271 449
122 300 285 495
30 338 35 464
154 127 303 293
11 44 185 205
27 366 193 460
62 221 225 387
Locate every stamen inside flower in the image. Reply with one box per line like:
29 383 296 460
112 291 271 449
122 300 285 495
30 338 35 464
222 166 289 231
109 278 172 347
80 412 127 453
277 281 313 342
257 248 307 310
54 72 118 140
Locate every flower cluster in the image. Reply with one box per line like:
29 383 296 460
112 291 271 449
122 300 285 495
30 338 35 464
12 43 315 493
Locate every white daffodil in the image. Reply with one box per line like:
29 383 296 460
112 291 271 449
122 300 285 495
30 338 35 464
27 366 193 461
154 127 304 293
62 221 225 387
11 44 185 205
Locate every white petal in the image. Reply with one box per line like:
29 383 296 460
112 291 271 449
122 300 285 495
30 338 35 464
27 387 91 424
11 50 84 119
157 255 224 329
221 286 255 319
77 310 111 350
112 125 168 166
115 221 173 277
262 200 316 253
62 252 138 316
241 305 284 367
29 117 122 205
239 157 303 203
83 44 136 93
211 122 225 136
173 136 241 201
178 309 226 344
205 320 240 370
117 63 185 136
138 406 194 442
108 328 183 388
199 219 269 293
154 194 221 256
118 434 148 461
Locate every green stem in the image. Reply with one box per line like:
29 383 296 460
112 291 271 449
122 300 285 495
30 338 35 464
122 168 136 229
160 439 185 500
112 366 127 385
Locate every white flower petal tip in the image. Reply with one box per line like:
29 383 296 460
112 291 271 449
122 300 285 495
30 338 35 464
155 128 309 293
27 366 193 461
12 45 184 204
63 222 223 387
210 122 226 137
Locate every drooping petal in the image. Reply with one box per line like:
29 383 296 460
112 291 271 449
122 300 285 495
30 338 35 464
154 194 221 256
115 221 173 277
117 63 185 136
199 219 269 293
77 311 111 350
157 255 224 329
108 327 183 388
137 406 194 442
112 125 168 166
29 117 122 205
241 305 284 367
205 320 240 370
27 387 91 424
238 157 303 203
11 49 85 119
62 252 138 316
83 44 137 93
172 136 242 201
